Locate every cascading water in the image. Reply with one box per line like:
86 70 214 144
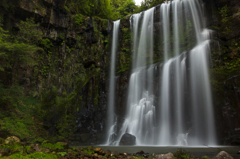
115 7 155 146
106 20 120 145
106 0 217 146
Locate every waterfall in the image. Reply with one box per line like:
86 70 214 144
106 20 120 145
106 0 217 146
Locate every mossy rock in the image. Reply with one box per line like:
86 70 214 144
5 136 20 145
41 142 67 150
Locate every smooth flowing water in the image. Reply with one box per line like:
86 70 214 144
106 20 120 145
106 0 217 146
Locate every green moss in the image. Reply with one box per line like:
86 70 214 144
40 38 53 50
1 152 59 159
82 148 94 155
41 143 65 150
0 117 36 140
74 14 86 26
0 142 23 152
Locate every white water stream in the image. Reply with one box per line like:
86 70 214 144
106 20 120 145
106 0 216 146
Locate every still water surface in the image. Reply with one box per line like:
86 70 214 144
76 146 240 158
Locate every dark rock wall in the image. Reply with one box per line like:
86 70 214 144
204 0 240 145
0 0 111 145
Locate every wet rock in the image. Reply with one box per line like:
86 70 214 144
143 153 150 158
105 150 111 157
137 150 145 154
5 136 20 144
94 147 103 154
213 151 234 159
111 151 119 157
119 133 136 145
154 153 174 159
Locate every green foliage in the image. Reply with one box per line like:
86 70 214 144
117 0 136 19
0 118 35 139
39 38 53 50
35 86 78 141
59 152 67 157
82 148 94 155
0 83 24 111
218 5 232 35
59 151 67 156
67 0 116 19
15 18 42 45
135 0 165 13
0 142 23 152
219 5 228 22
233 8 240 18
1 152 59 159
0 82 44 141
173 149 195 159
74 14 86 26
134 157 145 159
41 142 65 150
0 16 10 71
0 17 42 76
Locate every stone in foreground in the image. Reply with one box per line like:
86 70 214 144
5 136 20 144
119 133 136 145
213 151 234 159
154 153 174 159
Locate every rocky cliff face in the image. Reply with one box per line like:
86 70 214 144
205 0 240 145
0 0 112 145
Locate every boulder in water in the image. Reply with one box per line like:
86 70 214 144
119 133 136 145
213 151 233 159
